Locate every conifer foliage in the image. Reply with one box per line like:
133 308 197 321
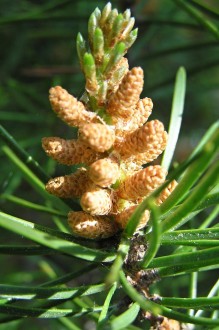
42 2 177 239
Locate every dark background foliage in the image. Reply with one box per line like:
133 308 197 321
0 1 218 329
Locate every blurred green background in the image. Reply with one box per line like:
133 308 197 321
0 1 218 329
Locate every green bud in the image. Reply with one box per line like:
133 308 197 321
107 13 124 47
104 42 126 74
83 53 96 77
124 28 138 50
93 28 104 64
103 8 119 47
100 2 112 26
97 80 108 105
76 32 86 66
88 13 98 50
111 13 124 40
110 62 128 88
123 9 131 20
106 8 118 30
121 17 135 40
83 53 98 95
77 32 84 43
113 42 126 62
93 7 101 22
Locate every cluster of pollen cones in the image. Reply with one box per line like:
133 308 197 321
42 65 177 239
